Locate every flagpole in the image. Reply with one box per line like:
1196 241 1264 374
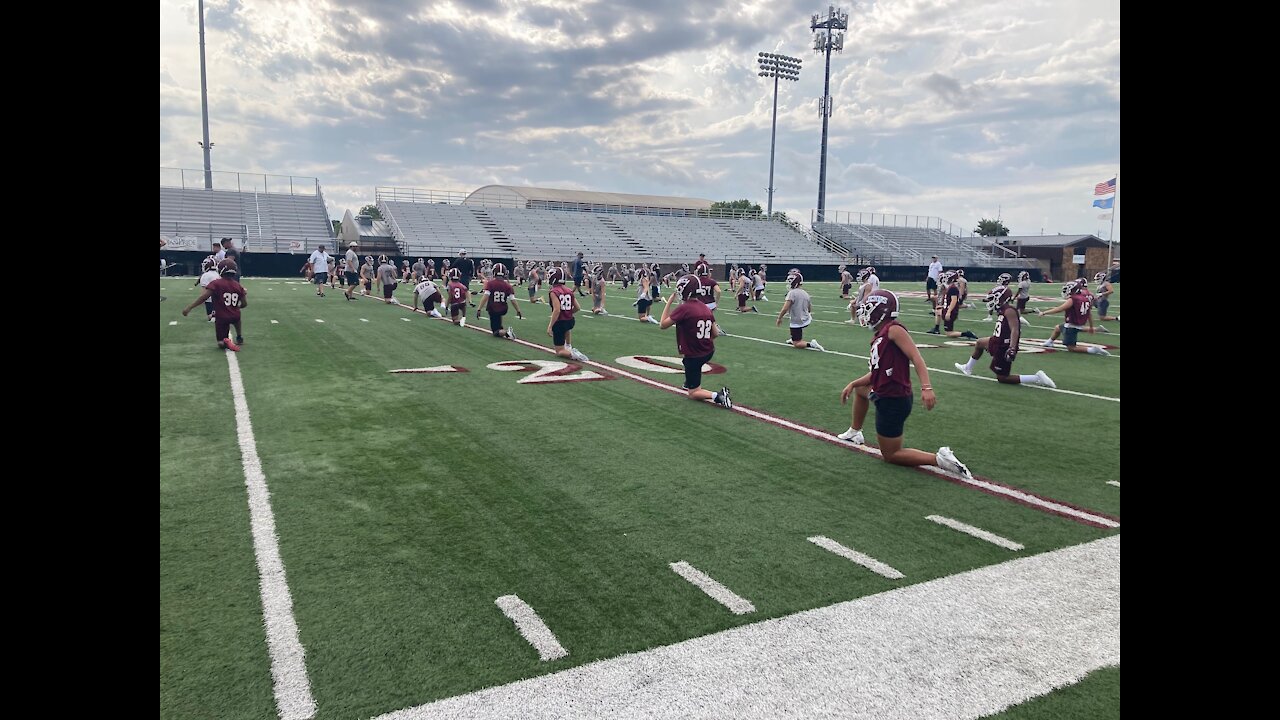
1107 172 1118 267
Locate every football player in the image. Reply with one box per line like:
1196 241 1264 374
927 272 979 340
546 267 589 360
736 269 757 312
1038 279 1111 355
838 264 854 300
955 286 1056 387
445 268 469 326
182 259 246 351
635 269 659 324
837 290 973 479
377 255 399 304
194 256 221 321
589 264 608 314
476 263 522 338
775 271 824 350
847 266 880 323
1093 271 1119 328
660 275 732 408
412 276 444 318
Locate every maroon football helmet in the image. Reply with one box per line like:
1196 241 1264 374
857 290 899 328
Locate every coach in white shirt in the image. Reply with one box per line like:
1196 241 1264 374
927 256 943 303
309 245 331 297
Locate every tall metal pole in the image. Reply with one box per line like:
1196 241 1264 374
198 0 213 189
811 6 848 223
759 52 802 218
1107 172 1119 267
767 71 779 216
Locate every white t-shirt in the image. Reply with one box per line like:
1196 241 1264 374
928 261 942 281
413 280 438 298
199 270 220 288
785 288 812 328
309 250 330 274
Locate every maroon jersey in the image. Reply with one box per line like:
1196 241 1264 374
549 285 576 320
671 299 716 357
1065 293 1093 327
206 278 246 320
483 278 515 314
695 277 719 305
447 281 468 305
869 320 912 398
989 307 1016 359
944 286 961 319
425 267 436 280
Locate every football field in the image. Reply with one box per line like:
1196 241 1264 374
160 277 1120 719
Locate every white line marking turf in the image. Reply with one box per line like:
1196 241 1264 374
350 293 1119 529
271 320 279 324
669 561 756 615
169 321 178 326
494 595 570 662
401 317 411 322
808 536 905 579
224 351 316 720
1107 481 1120 487
926 515 1024 551
360 318 369 322
314 319 324 323
373 536 1119 720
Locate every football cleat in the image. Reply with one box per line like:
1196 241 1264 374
935 447 972 480
837 428 864 444
954 362 972 376
1035 370 1056 388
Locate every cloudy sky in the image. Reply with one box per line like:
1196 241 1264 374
159 0 1120 240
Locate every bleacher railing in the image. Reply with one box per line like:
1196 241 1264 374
816 210 968 239
160 167 320 196
375 186 772 220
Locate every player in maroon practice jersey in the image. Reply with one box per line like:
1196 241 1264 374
546 267 589 361
660 275 732 408
476 263 523 339
445 268 470 327
1038 278 1112 356
927 272 979 339
955 286 1056 387
182 260 247 351
838 290 972 478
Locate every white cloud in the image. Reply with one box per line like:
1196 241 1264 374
160 0 1119 239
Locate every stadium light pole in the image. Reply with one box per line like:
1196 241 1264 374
757 52 802 218
198 0 214 189
811 5 849 223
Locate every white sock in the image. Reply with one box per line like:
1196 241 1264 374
963 357 976 372
710 392 719 402
1019 374 1038 385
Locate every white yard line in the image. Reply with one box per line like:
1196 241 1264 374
1106 481 1120 488
494 595 570 662
373 536 1119 720
224 352 316 720
808 536 905 579
669 562 756 615
926 515 1024 551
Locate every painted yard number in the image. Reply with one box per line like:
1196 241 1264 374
486 360 610 384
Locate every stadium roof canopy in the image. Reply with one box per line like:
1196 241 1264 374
464 185 713 212
1002 234 1107 248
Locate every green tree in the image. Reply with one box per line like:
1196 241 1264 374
974 218 1010 236
710 199 763 217
359 204 383 220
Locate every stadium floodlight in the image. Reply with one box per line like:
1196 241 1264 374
811 5 850 222
757 52 803 217
198 0 214 189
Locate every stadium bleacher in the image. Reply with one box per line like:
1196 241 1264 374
160 176 334 252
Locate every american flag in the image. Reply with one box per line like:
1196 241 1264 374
1094 177 1116 195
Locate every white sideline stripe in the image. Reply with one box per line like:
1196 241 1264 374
168 320 178 326
808 536 905 579
314 319 324 323
351 292 1119 529
494 595 569 662
271 320 279 324
360 318 369 322
926 515 1024 551
713 322 1119 403
1106 481 1120 487
401 317 411 322
670 561 756 615
224 352 316 720
373 536 1119 720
